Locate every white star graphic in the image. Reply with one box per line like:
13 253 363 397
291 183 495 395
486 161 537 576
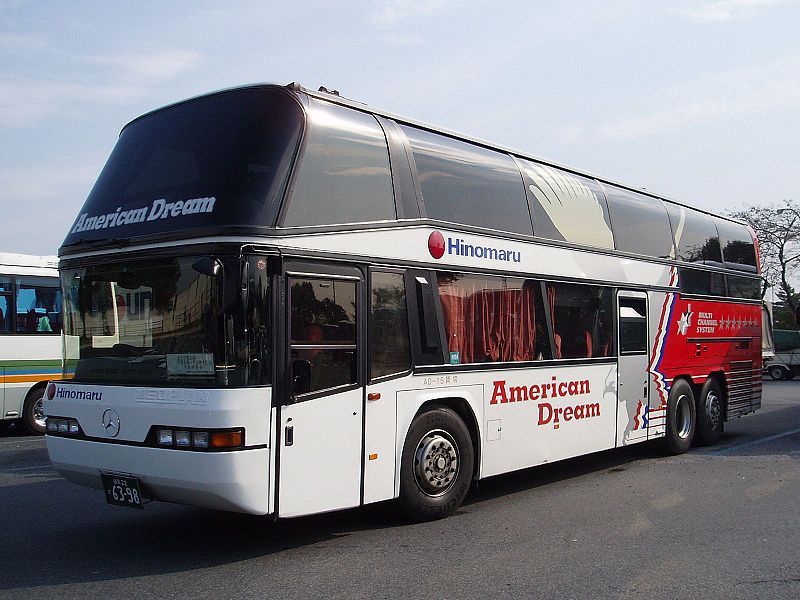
677 310 693 335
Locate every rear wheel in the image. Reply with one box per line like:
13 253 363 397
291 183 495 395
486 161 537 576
695 378 724 446
398 407 474 522
22 385 47 435
663 379 696 454
768 365 788 380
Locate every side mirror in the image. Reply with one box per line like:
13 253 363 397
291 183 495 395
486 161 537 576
192 256 223 277
291 359 312 397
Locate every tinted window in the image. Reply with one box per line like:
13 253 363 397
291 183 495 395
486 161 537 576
714 218 757 269
284 101 395 227
370 272 411 378
16 276 62 334
546 282 613 359
679 268 726 296
619 297 647 354
0 293 10 333
518 160 614 249
401 126 532 235
727 275 761 299
0 276 10 333
290 277 357 394
603 185 673 258
437 273 549 364
666 204 722 263
63 87 304 247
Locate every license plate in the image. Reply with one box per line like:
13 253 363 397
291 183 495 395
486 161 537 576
101 473 144 510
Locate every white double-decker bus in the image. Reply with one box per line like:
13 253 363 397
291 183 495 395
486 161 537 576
46 84 762 520
1 252 62 434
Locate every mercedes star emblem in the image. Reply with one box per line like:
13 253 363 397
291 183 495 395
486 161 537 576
101 409 121 438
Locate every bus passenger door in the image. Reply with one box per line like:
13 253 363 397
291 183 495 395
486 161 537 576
616 291 650 446
278 270 363 518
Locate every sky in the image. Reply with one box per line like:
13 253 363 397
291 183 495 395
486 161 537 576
1 0 799 257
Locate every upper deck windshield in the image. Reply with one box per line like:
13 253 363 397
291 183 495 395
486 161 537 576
61 254 271 387
61 86 303 248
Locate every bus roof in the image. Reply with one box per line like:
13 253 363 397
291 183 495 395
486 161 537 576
123 81 748 229
0 252 58 269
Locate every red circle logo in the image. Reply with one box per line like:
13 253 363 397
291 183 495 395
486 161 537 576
47 383 56 400
428 231 445 259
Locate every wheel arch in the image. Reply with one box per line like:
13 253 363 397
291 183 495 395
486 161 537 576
394 388 484 499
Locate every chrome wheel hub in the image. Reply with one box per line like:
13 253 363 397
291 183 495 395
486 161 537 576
414 430 459 497
33 397 46 428
675 394 692 439
705 391 721 430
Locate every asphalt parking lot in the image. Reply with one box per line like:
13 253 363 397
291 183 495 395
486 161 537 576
1 379 798 600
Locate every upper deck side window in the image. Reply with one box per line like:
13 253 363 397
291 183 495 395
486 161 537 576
517 159 614 250
713 218 758 271
665 204 723 264
400 126 532 236
602 184 674 259
282 100 396 227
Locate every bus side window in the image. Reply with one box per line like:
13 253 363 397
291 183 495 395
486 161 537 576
289 277 358 396
370 271 411 379
15 277 62 334
437 273 548 364
283 100 395 227
547 282 612 359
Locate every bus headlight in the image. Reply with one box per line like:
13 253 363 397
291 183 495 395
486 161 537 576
46 417 81 436
148 427 243 450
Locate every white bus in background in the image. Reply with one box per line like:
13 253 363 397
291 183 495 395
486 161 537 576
0 253 62 434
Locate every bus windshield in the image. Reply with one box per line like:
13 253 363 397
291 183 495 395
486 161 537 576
61 254 270 387
61 86 303 247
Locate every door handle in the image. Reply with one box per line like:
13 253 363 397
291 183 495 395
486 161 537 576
285 425 293 446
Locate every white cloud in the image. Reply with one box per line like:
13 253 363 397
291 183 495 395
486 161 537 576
0 31 46 49
0 163 98 202
0 49 202 128
370 0 448 25
84 50 201 81
0 79 141 127
679 0 796 22
553 57 800 143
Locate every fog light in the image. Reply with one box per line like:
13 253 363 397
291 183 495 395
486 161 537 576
175 431 192 447
68 420 79 434
157 429 174 445
192 431 209 448
47 419 58 433
57 419 69 433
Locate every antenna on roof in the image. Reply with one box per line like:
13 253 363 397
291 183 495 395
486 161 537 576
318 86 340 96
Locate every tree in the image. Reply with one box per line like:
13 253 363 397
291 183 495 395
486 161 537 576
728 200 800 329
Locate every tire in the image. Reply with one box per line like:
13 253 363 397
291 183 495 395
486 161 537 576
768 365 787 380
663 379 696 454
695 378 724 446
398 407 474 522
22 385 47 435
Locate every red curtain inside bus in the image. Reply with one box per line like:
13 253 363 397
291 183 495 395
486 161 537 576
438 276 538 363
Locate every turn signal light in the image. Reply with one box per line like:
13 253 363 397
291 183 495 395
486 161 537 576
209 431 243 448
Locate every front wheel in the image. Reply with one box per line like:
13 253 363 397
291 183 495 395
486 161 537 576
663 379 696 454
399 407 474 522
22 385 47 435
768 365 787 380
695 378 724 446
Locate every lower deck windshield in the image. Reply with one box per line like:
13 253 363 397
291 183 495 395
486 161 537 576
61 254 270 387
